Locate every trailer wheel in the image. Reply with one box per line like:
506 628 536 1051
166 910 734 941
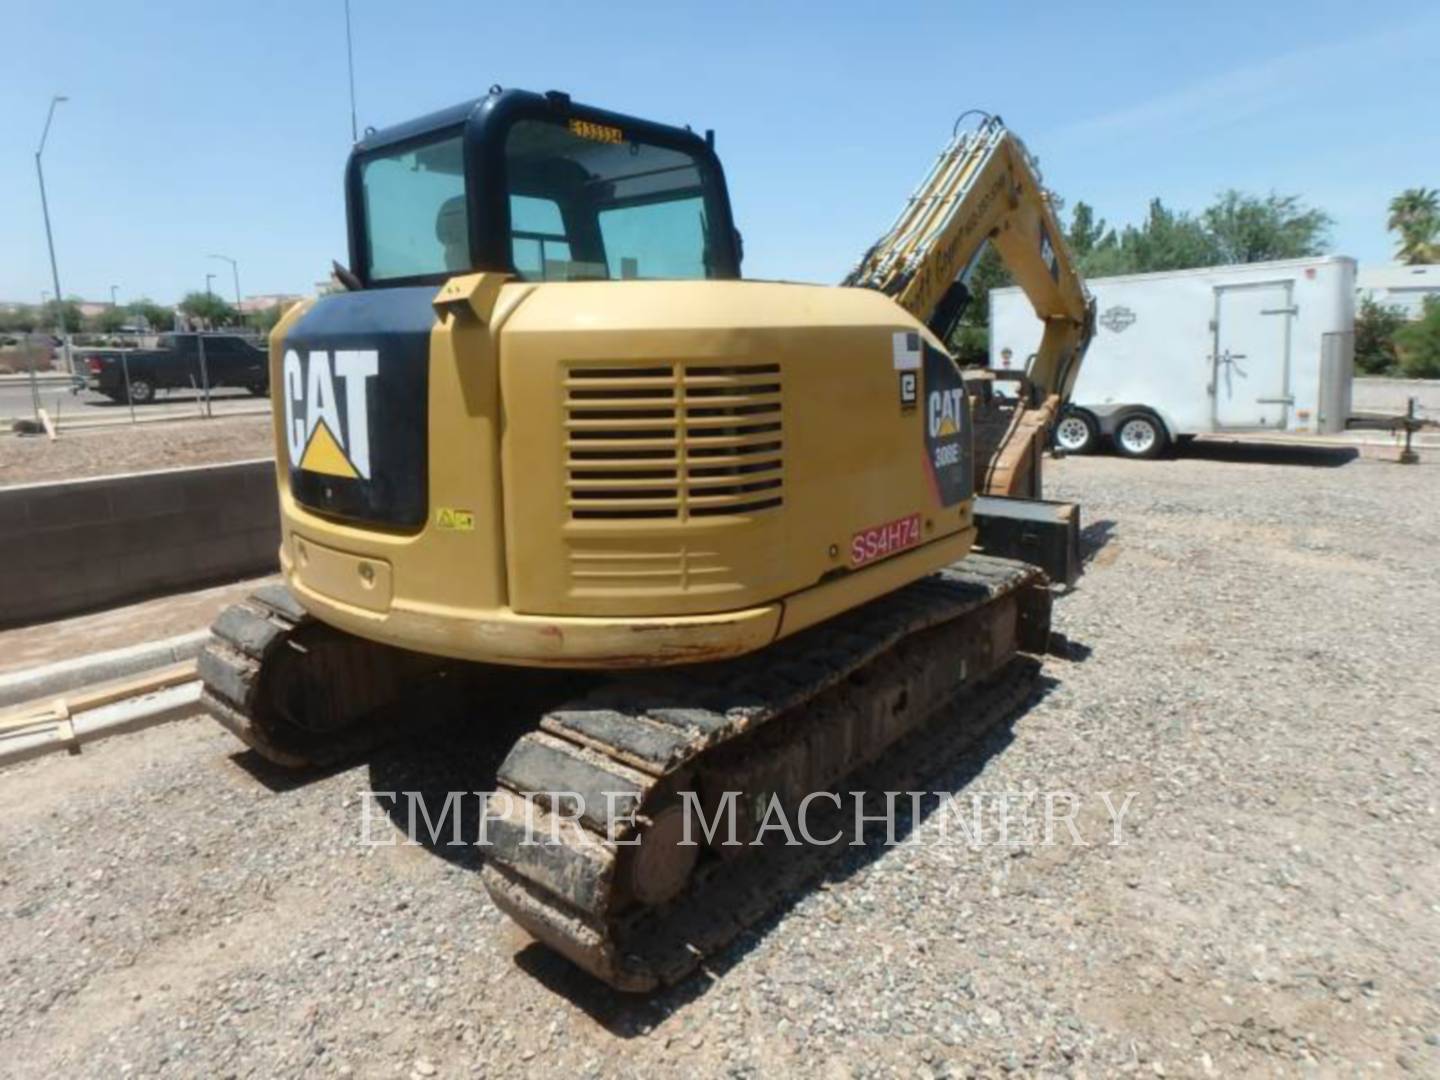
1114 412 1168 460
1053 410 1099 455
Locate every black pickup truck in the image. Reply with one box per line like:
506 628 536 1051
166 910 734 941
81 333 268 404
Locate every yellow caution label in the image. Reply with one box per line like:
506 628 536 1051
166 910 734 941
435 508 475 531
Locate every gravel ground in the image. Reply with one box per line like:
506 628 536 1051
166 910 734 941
0 414 272 486
0 442 1437 1078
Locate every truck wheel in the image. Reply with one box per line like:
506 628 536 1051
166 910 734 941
1053 410 1098 455
1114 412 1168 460
125 377 156 405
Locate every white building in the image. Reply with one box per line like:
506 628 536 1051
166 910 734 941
1356 263 1440 319
239 293 305 315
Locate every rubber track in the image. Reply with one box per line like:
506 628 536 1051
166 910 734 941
482 553 1049 990
198 584 317 768
198 584 452 768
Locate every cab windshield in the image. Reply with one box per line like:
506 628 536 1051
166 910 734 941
357 116 729 284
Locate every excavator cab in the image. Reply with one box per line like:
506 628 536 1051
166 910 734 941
344 90 741 288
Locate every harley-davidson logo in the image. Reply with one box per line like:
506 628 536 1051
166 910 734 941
1099 305 1137 333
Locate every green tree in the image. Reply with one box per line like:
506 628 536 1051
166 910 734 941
41 297 85 336
249 303 287 335
1202 190 1332 264
0 306 40 334
1353 298 1405 375
1065 201 1127 277
128 298 175 332
962 245 1011 326
1387 188 1440 265
942 243 1011 361
1395 296 1440 378
178 291 236 327
1066 201 1107 259
1111 199 1220 273
91 307 130 334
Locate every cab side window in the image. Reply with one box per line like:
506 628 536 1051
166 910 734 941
510 196 573 280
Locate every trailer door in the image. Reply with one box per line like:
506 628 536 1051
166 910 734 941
1212 281 1293 429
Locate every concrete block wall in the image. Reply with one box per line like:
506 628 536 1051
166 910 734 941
0 459 280 626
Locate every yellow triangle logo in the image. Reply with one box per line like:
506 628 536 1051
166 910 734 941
299 420 358 478
938 417 958 437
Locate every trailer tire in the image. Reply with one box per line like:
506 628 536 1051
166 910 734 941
1114 411 1168 460
1052 409 1099 455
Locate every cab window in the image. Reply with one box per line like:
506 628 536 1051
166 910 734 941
503 118 723 282
509 195 574 279
361 132 467 282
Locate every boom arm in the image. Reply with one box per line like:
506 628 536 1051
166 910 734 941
845 115 1093 408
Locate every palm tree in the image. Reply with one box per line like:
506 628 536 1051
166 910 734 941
1387 188 1440 265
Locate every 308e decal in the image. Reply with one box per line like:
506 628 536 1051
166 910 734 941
921 341 973 507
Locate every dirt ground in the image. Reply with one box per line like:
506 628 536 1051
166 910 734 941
0 414 272 486
0 442 1436 1077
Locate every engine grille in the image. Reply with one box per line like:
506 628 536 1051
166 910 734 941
564 362 784 521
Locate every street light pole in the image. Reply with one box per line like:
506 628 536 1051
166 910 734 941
208 253 241 315
35 94 73 377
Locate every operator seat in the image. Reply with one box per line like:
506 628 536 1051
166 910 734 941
435 195 469 272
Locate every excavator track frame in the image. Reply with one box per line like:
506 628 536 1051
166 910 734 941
480 553 1049 990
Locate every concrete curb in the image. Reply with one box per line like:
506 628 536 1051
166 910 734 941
55 405 272 431
0 373 72 385
0 630 209 710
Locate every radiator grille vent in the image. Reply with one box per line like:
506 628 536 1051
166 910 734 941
564 363 783 521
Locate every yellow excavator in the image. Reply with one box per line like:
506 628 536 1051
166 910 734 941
199 88 1092 990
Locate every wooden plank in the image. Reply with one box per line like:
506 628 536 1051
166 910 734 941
0 660 198 734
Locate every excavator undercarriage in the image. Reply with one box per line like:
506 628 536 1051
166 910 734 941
201 555 1050 989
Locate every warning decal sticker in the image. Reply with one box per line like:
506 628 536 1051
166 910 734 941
892 330 922 370
436 508 475 531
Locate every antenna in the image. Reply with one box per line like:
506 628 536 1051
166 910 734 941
344 0 359 142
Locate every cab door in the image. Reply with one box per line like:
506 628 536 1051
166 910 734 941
1212 282 1294 429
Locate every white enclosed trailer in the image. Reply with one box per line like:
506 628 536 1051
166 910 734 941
989 256 1356 457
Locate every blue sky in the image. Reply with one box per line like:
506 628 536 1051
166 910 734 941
2 0 1436 305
